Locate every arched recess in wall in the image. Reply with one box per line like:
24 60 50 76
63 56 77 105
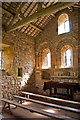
55 38 78 69
42 48 51 69
58 13 70 35
36 42 51 69
61 45 73 68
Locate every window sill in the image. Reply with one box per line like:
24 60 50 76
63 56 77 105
57 65 73 69
41 68 51 70
60 66 72 69
58 31 70 36
52 76 78 79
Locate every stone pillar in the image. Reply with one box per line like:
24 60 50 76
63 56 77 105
39 52 42 69
35 51 39 68
51 50 55 69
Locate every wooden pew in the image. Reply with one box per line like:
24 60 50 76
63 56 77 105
0 98 77 120
13 95 80 113
22 91 80 109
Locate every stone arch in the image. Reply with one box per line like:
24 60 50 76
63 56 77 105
61 45 73 68
36 42 52 69
55 37 78 53
55 37 78 68
58 13 70 35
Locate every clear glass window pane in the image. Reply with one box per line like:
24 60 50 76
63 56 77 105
64 20 70 33
58 14 70 35
47 52 51 68
61 46 72 68
65 49 72 67
42 49 51 69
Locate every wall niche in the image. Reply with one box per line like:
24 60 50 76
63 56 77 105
18 68 22 77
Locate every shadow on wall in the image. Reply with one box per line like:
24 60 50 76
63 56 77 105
21 68 36 93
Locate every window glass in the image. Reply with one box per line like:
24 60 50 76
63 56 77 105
58 13 70 35
42 49 51 69
65 49 72 67
61 46 73 68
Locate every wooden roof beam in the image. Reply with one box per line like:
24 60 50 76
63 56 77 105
2 39 14 46
37 2 42 11
9 2 25 25
6 2 75 32
29 23 42 32
1 7 15 16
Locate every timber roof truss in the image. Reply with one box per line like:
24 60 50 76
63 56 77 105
2 1 80 37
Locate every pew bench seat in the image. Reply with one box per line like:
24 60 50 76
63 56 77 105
0 98 78 120
13 95 80 113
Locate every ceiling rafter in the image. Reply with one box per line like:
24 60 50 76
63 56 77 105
3 2 17 14
30 29 36 36
28 3 38 17
6 2 75 32
42 15 52 28
29 28 35 35
37 2 42 11
2 3 43 33
2 3 21 26
42 1 52 8
29 23 42 32
23 2 32 17
9 2 26 25
2 2 42 33
1 7 15 16
35 17 44 26
26 2 37 17
27 27 33 35
32 29 38 37
18 4 42 33
25 26 31 34
21 25 28 33
37 16 48 27
23 25 29 33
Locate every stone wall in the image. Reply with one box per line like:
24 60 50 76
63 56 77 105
1 71 21 100
2 47 14 75
2 30 35 99
35 8 79 98
1 8 80 101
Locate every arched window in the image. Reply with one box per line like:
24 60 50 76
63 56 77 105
61 45 73 68
42 48 51 69
58 13 70 35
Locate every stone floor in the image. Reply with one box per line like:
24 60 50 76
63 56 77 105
1 101 80 120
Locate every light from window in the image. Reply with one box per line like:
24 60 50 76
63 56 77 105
65 49 72 67
58 13 70 35
61 47 72 68
42 49 51 69
47 53 51 68
0 52 2 69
